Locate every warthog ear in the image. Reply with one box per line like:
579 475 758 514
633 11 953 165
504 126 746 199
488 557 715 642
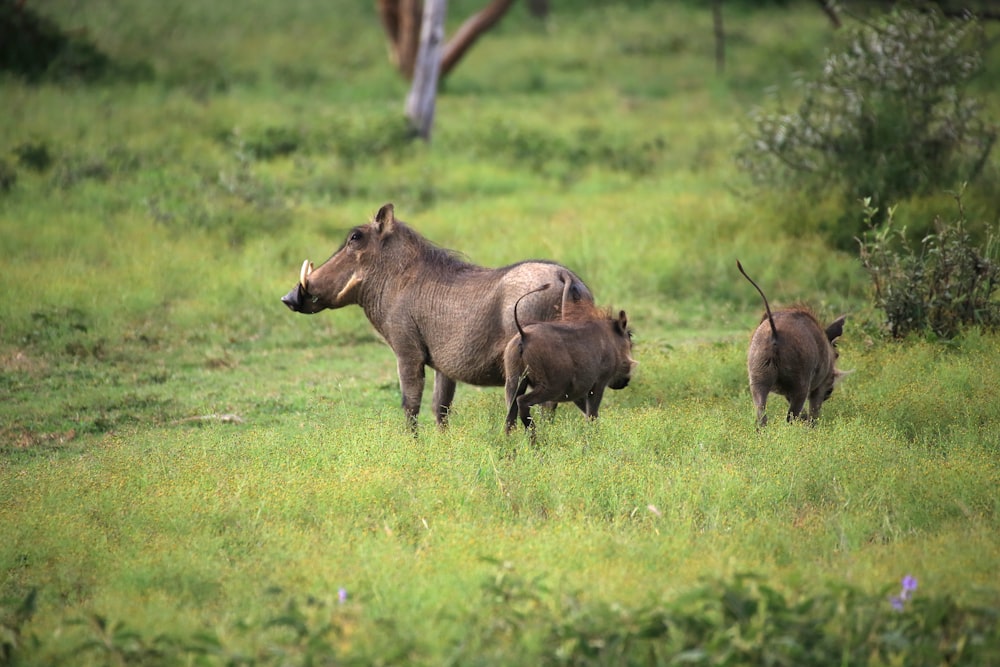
373 203 396 234
616 310 629 334
834 368 854 384
826 314 846 343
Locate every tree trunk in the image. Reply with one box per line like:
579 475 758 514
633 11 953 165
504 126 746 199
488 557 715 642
712 0 724 75
377 0 422 78
405 0 447 139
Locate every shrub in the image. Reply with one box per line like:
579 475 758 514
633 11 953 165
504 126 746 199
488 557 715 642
0 0 151 83
0 158 15 193
738 7 996 243
6 571 1000 665
857 192 1000 339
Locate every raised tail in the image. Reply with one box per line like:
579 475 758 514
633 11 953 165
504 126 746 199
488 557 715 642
736 260 777 340
513 284 551 338
559 271 573 320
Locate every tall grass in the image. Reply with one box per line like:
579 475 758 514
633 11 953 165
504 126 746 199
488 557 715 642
2 1 999 664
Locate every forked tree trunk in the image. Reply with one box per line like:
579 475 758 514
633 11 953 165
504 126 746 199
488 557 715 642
377 0 517 81
405 0 447 139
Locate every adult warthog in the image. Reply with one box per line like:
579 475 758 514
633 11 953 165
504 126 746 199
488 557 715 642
281 203 593 427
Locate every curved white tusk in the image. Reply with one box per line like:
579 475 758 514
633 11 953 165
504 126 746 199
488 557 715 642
299 260 311 288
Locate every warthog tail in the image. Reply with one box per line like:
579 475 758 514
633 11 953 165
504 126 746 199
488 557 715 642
513 284 552 339
737 260 777 341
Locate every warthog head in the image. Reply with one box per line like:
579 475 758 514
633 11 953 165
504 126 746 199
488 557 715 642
281 204 401 314
504 287 636 435
738 260 847 427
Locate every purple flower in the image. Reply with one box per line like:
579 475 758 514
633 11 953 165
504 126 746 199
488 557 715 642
338 587 348 604
889 575 918 612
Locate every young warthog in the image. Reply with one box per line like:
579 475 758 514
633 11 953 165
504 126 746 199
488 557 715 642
280 203 593 428
737 260 846 426
504 287 636 434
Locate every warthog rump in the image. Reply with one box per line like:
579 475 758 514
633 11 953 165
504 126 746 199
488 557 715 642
737 260 846 426
503 287 636 435
281 203 593 427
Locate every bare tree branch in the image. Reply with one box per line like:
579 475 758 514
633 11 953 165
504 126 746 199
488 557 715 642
440 0 516 78
816 0 842 28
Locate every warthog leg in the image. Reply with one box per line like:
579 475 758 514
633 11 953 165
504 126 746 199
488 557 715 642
785 390 808 423
432 371 457 427
584 385 606 419
751 382 770 427
504 373 532 435
396 357 425 431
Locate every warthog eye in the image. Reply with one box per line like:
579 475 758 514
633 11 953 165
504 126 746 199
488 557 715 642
349 230 364 242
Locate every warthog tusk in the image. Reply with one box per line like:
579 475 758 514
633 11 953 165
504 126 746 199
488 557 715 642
299 260 313 288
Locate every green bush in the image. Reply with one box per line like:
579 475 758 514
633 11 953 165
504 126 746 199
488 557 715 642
0 0 151 83
738 8 996 243
857 193 1000 339
15 572 999 666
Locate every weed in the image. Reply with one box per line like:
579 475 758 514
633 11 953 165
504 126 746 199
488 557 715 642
69 614 178 666
857 192 1000 339
0 589 37 664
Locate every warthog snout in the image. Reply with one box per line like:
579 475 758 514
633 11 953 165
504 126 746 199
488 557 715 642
280 260 316 312
609 373 632 391
280 284 305 311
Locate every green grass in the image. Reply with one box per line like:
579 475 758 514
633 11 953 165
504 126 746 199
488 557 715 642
2 1 1000 664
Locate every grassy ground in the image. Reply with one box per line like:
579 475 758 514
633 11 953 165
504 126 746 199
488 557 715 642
2 1 999 663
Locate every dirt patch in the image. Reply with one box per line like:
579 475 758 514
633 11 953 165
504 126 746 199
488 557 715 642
0 426 76 450
0 348 49 376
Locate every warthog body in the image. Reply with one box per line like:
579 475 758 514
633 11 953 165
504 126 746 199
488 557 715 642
504 289 635 434
281 203 593 427
737 260 846 426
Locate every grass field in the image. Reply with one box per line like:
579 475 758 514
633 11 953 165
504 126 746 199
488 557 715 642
2 1 999 664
